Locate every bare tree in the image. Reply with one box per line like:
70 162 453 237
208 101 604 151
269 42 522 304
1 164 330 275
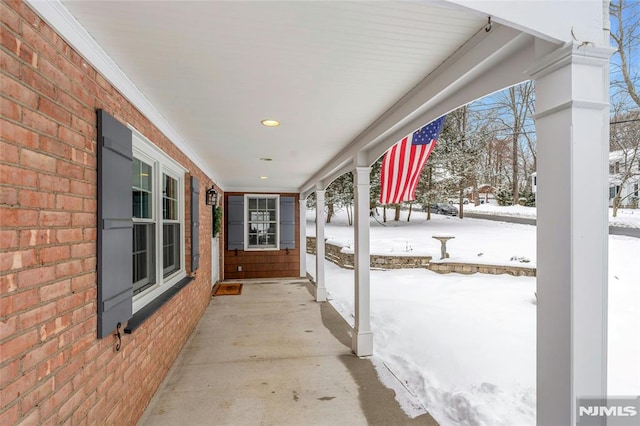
609 0 640 216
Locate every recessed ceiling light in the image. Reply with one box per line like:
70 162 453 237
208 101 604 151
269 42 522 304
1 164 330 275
260 176 268 180
260 157 273 162
261 119 280 127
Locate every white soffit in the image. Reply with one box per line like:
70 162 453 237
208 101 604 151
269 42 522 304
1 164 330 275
57 1 485 191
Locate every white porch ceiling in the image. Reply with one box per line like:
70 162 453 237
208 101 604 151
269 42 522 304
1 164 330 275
59 1 487 192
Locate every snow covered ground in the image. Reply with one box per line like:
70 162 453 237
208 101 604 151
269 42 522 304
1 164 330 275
305 209 639 426
463 203 640 229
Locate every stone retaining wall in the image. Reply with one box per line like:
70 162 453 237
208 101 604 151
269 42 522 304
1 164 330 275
306 236 432 269
428 262 536 277
306 236 536 276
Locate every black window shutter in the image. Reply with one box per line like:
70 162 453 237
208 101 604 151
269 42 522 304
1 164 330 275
191 176 200 271
97 109 133 339
280 196 296 249
227 196 244 250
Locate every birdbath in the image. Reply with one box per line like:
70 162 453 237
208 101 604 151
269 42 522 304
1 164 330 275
432 234 455 260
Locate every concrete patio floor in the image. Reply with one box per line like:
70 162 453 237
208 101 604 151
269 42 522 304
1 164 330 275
138 279 438 425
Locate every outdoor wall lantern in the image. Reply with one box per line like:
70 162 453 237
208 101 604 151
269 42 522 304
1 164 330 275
206 187 218 206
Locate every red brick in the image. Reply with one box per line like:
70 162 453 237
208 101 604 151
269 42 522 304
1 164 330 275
2 74 38 109
18 189 56 209
0 273 17 293
0 403 19 426
55 259 83 279
19 229 54 247
56 292 84 315
0 164 39 188
0 229 19 248
0 140 20 164
39 381 72 419
56 90 91 122
0 248 37 272
0 2 20 34
70 115 94 138
20 376 54 416
0 328 38 360
0 358 21 391
22 338 59 371
36 351 64 381
53 353 83 387
20 149 56 173
82 227 96 241
39 279 71 301
18 302 57 330
41 245 71 264
71 273 95 292
0 119 39 147
56 161 83 179
38 173 70 192
69 180 93 197
0 186 18 205
58 388 86 422
71 303 94 325
0 314 18 341
38 97 71 125
1 95 21 121
55 194 83 211
20 65 56 100
17 265 56 289
0 207 38 227
69 333 93 358
39 313 72 342
22 109 59 136
21 24 58 71
57 126 85 149
39 211 70 227
71 212 94 227
17 408 40 426
40 136 71 160
0 49 21 79
55 229 82 244
71 242 94 258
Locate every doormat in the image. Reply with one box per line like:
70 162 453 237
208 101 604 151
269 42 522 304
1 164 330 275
213 283 243 296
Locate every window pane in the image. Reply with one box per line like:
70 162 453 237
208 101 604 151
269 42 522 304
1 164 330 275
163 174 178 220
132 159 152 219
267 198 275 210
133 223 156 294
246 196 278 248
248 198 257 210
163 223 180 278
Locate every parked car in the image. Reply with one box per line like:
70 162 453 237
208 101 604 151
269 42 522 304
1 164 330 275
430 202 459 216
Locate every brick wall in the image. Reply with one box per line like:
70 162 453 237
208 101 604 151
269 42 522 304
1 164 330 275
223 192 300 280
1 1 220 423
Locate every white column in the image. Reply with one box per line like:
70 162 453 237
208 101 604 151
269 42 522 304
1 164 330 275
315 189 327 302
352 166 373 356
299 195 307 278
531 42 612 426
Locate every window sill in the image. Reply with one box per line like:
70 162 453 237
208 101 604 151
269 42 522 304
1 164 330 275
124 276 194 334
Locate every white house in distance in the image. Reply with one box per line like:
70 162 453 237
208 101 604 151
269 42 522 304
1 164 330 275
1 1 614 425
609 150 640 208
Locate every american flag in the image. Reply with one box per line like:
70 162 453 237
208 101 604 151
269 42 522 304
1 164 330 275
379 116 445 204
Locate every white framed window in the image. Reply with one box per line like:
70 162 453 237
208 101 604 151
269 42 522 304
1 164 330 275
130 127 187 313
244 194 279 250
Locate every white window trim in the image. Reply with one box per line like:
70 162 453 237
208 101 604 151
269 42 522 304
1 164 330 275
244 194 280 251
130 126 188 313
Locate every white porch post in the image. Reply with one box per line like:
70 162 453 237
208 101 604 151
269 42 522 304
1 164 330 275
299 195 307 278
315 189 327 302
352 165 373 356
531 42 612 426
